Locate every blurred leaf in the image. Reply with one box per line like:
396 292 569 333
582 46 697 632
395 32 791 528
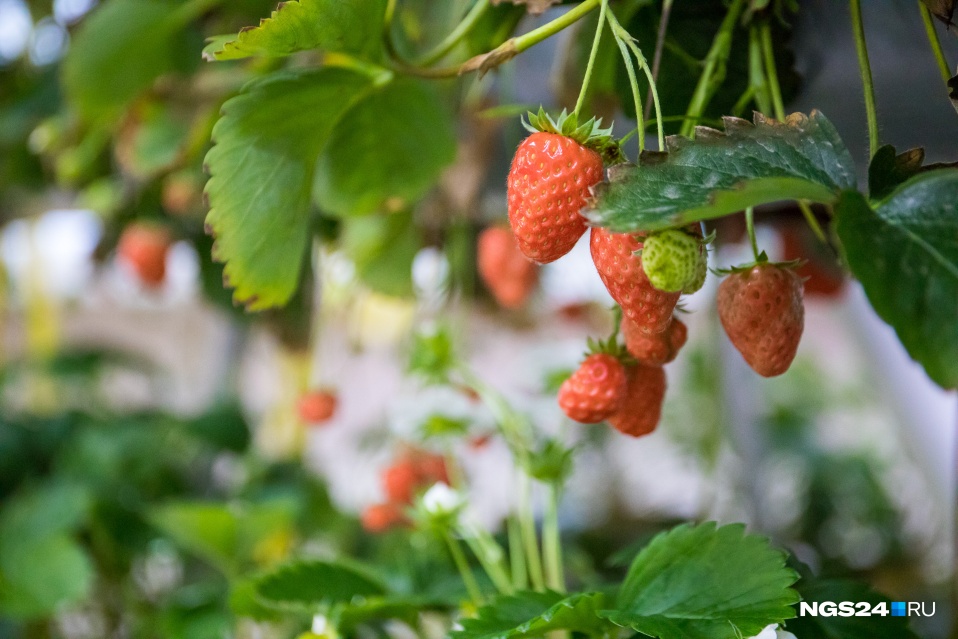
408 325 458 384
465 4 526 55
341 211 420 297
204 67 372 310
453 591 611 639
313 80 457 217
0 535 94 618
835 171 958 389
182 403 251 452
787 578 921 639
603 522 799 639
150 502 239 573
0 483 90 540
116 102 190 179
204 0 388 61
585 112 855 233
253 559 386 610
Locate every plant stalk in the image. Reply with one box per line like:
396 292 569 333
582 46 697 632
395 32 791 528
543 483 565 592
573 0 609 120
444 531 484 606
416 0 491 66
759 22 786 120
745 206 760 261
850 0 880 157
919 2 952 84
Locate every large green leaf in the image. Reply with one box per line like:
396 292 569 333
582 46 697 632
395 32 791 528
62 0 201 122
204 0 388 61
204 68 372 310
0 535 94 618
312 79 457 217
341 211 420 297
253 559 386 610
787 578 921 639
602 522 798 639
0 483 90 540
585 111 856 232
835 170 958 389
453 591 612 639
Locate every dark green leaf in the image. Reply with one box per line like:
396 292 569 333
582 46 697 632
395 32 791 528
313 79 457 217
205 0 388 61
603 522 799 639
585 111 855 232
867 145 926 200
204 68 372 310
787 578 921 639
835 171 958 388
452 591 611 639
253 559 386 610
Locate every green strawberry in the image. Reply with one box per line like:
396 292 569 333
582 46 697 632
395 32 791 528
683 245 708 294
640 229 701 293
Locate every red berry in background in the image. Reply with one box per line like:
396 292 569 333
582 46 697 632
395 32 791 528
590 227 680 335
382 459 420 504
361 503 406 533
477 226 538 309
117 223 171 287
623 316 688 366
297 389 337 425
415 452 449 487
717 263 805 377
607 364 667 438
558 353 628 423
780 224 845 298
507 132 601 263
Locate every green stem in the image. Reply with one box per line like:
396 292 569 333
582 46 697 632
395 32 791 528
920 2 952 84
850 0 880 157
745 206 760 261
627 36 665 150
681 0 746 137
518 473 546 590
543 484 565 592
748 26 772 116
507 515 529 590
416 0 491 66
514 0 602 54
759 22 786 120
797 200 828 244
444 531 484 606
731 85 758 118
644 0 674 121
574 0 609 120
460 522 514 594
607 13 644 153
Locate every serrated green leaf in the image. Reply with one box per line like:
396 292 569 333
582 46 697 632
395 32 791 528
835 170 958 389
452 591 611 639
253 559 386 610
205 0 388 61
204 68 372 310
313 79 457 217
585 111 855 233
603 522 799 639
787 578 921 639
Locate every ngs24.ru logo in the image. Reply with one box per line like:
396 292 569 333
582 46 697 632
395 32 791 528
800 601 936 617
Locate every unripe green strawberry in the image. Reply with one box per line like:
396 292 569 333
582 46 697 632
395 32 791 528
607 364 666 437
558 353 628 423
641 229 701 293
683 247 708 294
717 263 804 377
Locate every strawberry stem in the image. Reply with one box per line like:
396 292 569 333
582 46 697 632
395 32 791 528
759 21 786 120
573 0 609 121
607 12 644 153
745 206 761 261
798 200 828 244
414 0 490 67
919 2 951 84
850 0 879 158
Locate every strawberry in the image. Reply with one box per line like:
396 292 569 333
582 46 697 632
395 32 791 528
117 223 171 287
416 452 450 487
590 227 679 335
477 226 538 309
717 262 804 377
382 459 420 504
641 229 702 292
623 315 687 366
558 352 628 423
361 503 407 533
607 364 666 437
507 109 613 263
297 389 337 424
683 247 709 294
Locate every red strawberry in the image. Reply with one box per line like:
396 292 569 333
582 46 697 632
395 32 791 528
361 503 407 533
558 353 628 423
607 364 667 437
623 316 687 366
477 226 538 308
415 452 450 487
717 263 804 377
117 223 171 287
590 227 680 335
382 459 420 504
507 109 612 263
297 389 337 424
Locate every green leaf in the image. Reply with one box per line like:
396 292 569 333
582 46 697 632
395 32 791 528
253 559 386 610
150 502 239 573
0 535 94 618
204 0 388 61
835 171 958 388
787 578 921 639
452 591 611 639
603 522 799 639
585 111 856 233
341 211 420 297
313 79 457 217
62 0 200 122
204 68 373 310
0 483 90 540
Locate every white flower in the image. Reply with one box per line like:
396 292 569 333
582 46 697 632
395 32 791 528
312 614 328 635
422 483 465 517
747 625 797 639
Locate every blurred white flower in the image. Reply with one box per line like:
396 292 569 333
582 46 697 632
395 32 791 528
422 483 465 517
312 614 328 635
747 625 797 639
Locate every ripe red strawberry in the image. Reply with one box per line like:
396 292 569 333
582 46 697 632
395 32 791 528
607 364 667 437
297 389 337 424
361 503 406 533
477 226 538 308
507 109 613 263
415 452 450 487
559 353 628 423
717 263 804 377
382 459 420 504
590 227 680 335
623 316 687 366
117 223 171 287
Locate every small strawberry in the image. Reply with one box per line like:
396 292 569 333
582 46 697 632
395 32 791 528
558 350 628 423
117 223 171 287
507 109 614 263
361 503 407 533
623 315 687 366
297 389 337 425
477 226 538 309
640 229 702 292
683 248 709 294
382 459 420 504
415 452 450 487
590 227 679 335
717 262 804 377
607 364 667 438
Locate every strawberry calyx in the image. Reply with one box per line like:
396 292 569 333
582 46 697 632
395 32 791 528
522 107 625 164
584 335 634 365
712 251 804 276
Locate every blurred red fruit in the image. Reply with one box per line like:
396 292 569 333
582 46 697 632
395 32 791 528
477 226 538 309
361 503 406 533
117 223 171 287
297 389 337 424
